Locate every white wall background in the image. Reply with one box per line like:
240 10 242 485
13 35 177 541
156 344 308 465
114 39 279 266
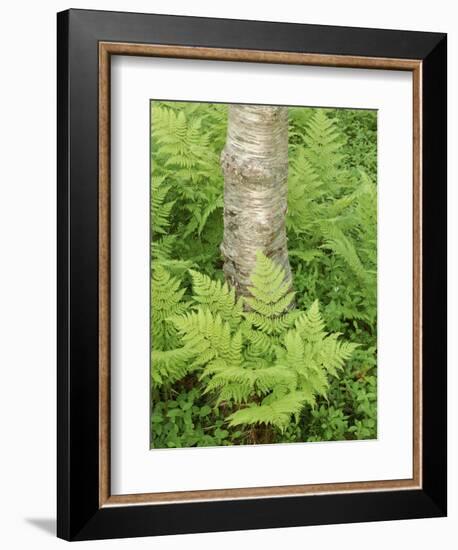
0 1 454 548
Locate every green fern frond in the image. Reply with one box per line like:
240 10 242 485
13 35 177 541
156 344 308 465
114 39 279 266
151 177 175 235
150 265 190 387
189 269 243 328
202 362 296 402
242 325 276 357
244 312 298 336
286 153 323 235
276 300 358 402
303 109 345 180
210 382 252 406
151 265 188 351
151 234 175 260
172 309 241 368
228 391 310 430
320 224 368 283
244 252 296 334
246 252 293 307
319 333 360 376
152 104 216 173
294 300 326 343
151 347 192 386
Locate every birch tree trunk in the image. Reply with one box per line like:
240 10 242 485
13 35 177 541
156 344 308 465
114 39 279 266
220 104 292 298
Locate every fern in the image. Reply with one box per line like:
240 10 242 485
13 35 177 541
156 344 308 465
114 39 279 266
303 109 345 184
151 175 175 235
294 300 326 342
286 154 323 236
189 269 243 328
320 224 368 283
152 106 212 171
150 102 377 445
151 347 191 387
172 310 242 372
151 101 225 245
228 392 309 431
151 265 187 346
244 251 297 335
166 253 358 432
286 108 377 336
151 265 190 386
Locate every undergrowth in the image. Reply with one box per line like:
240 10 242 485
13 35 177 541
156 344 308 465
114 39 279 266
150 101 377 448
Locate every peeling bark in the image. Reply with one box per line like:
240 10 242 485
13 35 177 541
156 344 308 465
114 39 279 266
220 104 292 298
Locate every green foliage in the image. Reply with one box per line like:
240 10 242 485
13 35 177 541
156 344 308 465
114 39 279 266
160 253 358 436
329 108 378 181
151 265 190 387
188 269 244 328
151 101 227 277
287 107 377 333
151 388 234 448
302 109 345 187
151 265 187 348
150 100 378 447
244 251 297 335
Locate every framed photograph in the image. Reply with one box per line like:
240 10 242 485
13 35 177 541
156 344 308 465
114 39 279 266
57 9 447 541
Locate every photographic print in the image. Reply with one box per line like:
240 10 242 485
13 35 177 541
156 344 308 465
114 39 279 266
150 100 377 449
58 12 447 539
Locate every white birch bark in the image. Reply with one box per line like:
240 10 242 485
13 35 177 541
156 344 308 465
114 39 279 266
220 104 292 298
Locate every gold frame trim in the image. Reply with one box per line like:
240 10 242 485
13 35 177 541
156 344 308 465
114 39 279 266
98 42 422 507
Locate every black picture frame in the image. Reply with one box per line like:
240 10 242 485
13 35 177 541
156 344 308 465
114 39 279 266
57 8 447 541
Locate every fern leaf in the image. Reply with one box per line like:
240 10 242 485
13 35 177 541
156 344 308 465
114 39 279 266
189 269 243 328
172 309 241 369
228 391 310 430
294 300 326 343
244 252 296 334
151 265 188 351
320 224 368 283
151 347 193 386
151 176 174 235
303 109 345 181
